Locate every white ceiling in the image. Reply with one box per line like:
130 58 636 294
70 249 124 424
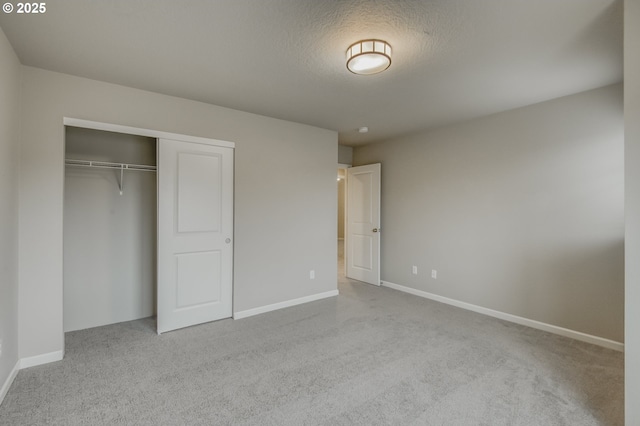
0 0 622 146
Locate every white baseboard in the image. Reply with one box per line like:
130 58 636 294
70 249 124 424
381 281 624 352
234 290 339 320
1 350 65 404
0 359 20 406
19 350 64 369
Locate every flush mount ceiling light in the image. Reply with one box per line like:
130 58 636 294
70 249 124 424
346 39 392 75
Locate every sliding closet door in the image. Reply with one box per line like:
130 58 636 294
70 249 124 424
157 138 234 334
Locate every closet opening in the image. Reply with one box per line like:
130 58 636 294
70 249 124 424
63 126 157 334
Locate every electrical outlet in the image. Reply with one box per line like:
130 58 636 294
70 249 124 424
431 269 437 279
310 270 315 280
412 266 418 275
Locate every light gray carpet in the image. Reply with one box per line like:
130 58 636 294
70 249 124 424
0 259 623 424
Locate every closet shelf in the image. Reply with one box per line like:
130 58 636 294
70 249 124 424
65 158 156 195
65 159 156 172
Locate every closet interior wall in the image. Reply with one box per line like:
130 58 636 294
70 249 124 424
64 126 157 332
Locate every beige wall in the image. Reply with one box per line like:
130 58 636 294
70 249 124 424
354 84 624 343
338 145 353 165
18 66 337 360
625 0 640 420
337 145 351 240
0 26 21 395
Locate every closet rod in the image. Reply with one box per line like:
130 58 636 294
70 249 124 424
64 159 156 172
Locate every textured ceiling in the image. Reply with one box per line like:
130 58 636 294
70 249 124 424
0 0 623 146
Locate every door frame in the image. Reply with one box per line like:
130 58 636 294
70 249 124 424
338 163 350 276
64 118 234 149
62 118 235 341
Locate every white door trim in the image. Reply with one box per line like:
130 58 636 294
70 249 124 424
63 117 235 148
338 164 349 276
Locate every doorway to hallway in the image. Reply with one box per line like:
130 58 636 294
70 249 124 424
337 167 346 278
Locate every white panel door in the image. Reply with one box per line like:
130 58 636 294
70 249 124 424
346 164 381 286
157 138 233 333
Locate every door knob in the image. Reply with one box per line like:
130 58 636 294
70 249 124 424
225 238 231 243
373 228 379 233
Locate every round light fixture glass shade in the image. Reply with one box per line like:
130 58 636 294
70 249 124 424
346 39 392 75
